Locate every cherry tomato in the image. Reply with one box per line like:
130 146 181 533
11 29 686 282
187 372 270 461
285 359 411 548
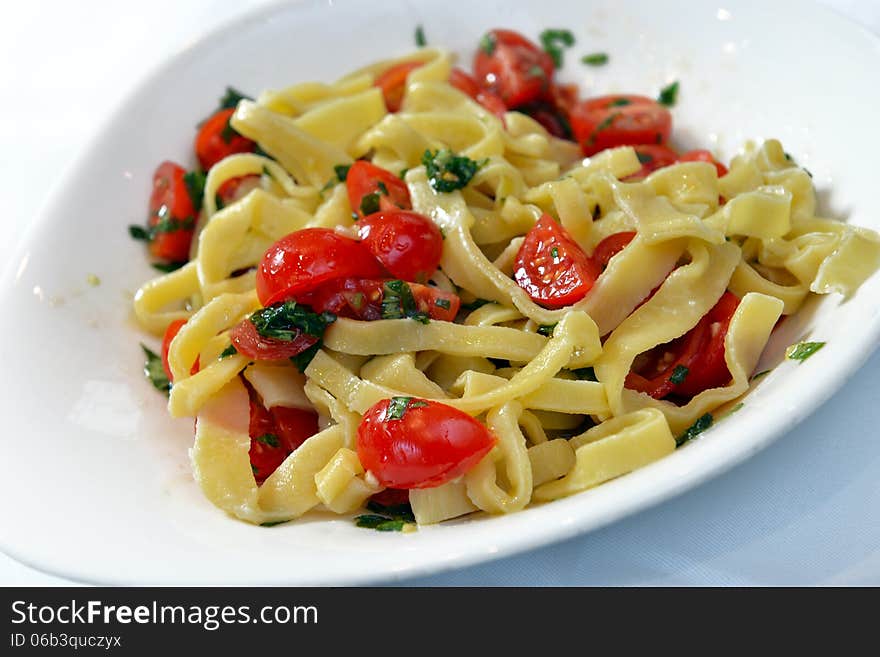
255 228 385 306
591 231 637 269
346 160 411 219
357 210 443 283
678 149 729 177
625 292 740 399
160 319 200 383
473 29 554 108
448 67 507 119
570 95 672 156
369 488 410 507
518 101 572 139
626 144 680 180
195 108 256 171
374 61 423 112
513 214 601 308
216 174 261 208
271 405 319 453
230 314 319 361
304 278 460 322
247 387 318 483
147 161 197 262
548 82 579 115
357 397 496 489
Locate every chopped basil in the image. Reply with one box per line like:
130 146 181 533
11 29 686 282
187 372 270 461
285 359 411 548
334 164 351 182
669 365 689 385
587 111 620 146
366 500 416 522
289 342 322 373
539 28 575 68
151 261 186 273
219 344 238 359
571 367 597 381
215 194 226 211
479 32 496 55
581 52 609 66
434 298 451 310
415 25 427 47
133 208 195 244
354 515 406 531
676 413 712 447
129 225 150 241
609 98 631 107
141 344 170 394
422 148 486 193
256 433 280 448
220 116 237 144
399 167 410 179
657 80 680 107
537 323 557 337
636 151 654 164
252 464 259 476
381 279 430 323
260 520 289 527
218 87 253 110
386 396 415 420
250 301 335 343
360 191 382 215
182 170 207 213
786 341 825 362
551 246 560 259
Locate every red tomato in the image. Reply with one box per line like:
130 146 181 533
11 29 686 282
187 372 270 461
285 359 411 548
570 95 672 156
357 210 443 283
449 67 507 119
519 101 571 139
195 108 256 171
305 278 460 322
678 149 729 177
513 215 601 308
255 228 385 306
346 160 412 219
591 231 637 269
160 319 200 383
626 292 740 399
626 144 680 180
247 388 318 483
230 315 319 361
357 397 496 489
369 488 410 507
271 405 319 453
374 61 423 112
449 67 481 97
216 174 261 207
473 29 554 108
148 161 197 262
549 82 579 115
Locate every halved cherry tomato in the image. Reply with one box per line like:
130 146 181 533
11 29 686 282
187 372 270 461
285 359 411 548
195 108 256 171
548 82 579 115
626 144 680 180
448 67 507 119
374 61 423 112
357 210 443 283
148 161 197 262
518 101 572 139
625 292 740 399
678 149 729 177
570 95 672 156
304 278 460 322
255 228 385 306
346 161 411 219
230 314 319 361
357 397 496 489
591 231 637 269
514 214 601 308
216 174 261 208
369 488 410 507
160 319 200 383
473 29 554 108
271 405 319 453
247 386 318 482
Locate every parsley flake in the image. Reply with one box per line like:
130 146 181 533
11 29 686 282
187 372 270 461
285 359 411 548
537 323 557 337
571 367 597 381
581 52 609 66
218 87 253 110
381 279 430 323
219 344 238 359
385 396 427 421
141 344 170 394
422 148 486 193
183 170 207 213
669 365 689 385
151 261 186 273
676 413 713 446
360 191 382 215
415 25 427 47
539 28 575 68
786 341 825 363
250 301 336 342
256 433 280 448
435 298 451 310
609 98 632 107
479 32 496 55
354 515 406 531
658 80 680 107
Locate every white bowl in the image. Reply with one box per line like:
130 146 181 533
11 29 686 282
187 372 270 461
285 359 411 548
2 0 879 585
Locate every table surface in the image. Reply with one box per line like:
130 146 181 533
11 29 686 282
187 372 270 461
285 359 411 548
2 0 879 586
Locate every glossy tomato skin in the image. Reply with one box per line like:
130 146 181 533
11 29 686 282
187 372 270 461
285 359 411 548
216 174 261 207
591 231 637 269
374 61 423 112
346 161 411 219
357 210 443 283
148 161 197 262
247 388 318 483
195 108 256 171
161 319 200 382
673 291 739 396
473 29 554 108
570 95 672 156
304 278 460 322
514 215 601 308
256 228 385 306
626 144 680 180
271 405 319 453
357 398 496 489
678 149 729 177
230 314 319 361
448 67 507 119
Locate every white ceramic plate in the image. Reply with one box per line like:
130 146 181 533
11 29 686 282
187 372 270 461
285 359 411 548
2 0 879 585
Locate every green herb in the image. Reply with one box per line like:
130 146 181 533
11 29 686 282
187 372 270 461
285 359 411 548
676 413 713 447
581 52 609 66
366 500 415 523
256 433 280 448
219 87 252 110
252 464 259 475
415 25 427 47
183 170 207 213
386 396 415 420
289 342 322 373
354 515 406 531
751 369 772 381
551 246 560 259
129 225 150 241
528 64 547 80
608 98 631 107
135 207 196 243
587 111 619 145
253 144 270 158
479 32 496 55
669 365 689 385
422 148 486 193
657 80 680 107
220 116 237 144
250 301 336 342
539 28 575 68
434 298 451 310
219 344 238 359
537 323 557 337
786 341 825 363
141 344 170 394
399 167 410 179
461 298 491 311
381 279 429 323
571 367 597 381
260 520 289 527
636 151 653 164
151 261 186 273
360 192 382 215
215 194 225 211
334 164 351 182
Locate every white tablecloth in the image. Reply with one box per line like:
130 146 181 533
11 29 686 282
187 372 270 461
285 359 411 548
1 0 878 586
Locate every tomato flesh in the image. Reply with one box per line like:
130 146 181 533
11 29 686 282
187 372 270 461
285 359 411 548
626 144 680 180
357 210 443 283
357 397 496 489
473 29 554 108
148 161 197 262
591 231 637 269
160 319 200 382
247 385 318 483
374 61 423 112
678 149 729 177
230 314 319 361
570 95 672 156
448 67 507 119
216 174 261 208
346 160 411 219
195 108 256 171
514 215 601 308
303 278 460 322
256 227 385 306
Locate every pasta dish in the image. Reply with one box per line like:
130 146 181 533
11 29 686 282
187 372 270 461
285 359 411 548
130 28 880 529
